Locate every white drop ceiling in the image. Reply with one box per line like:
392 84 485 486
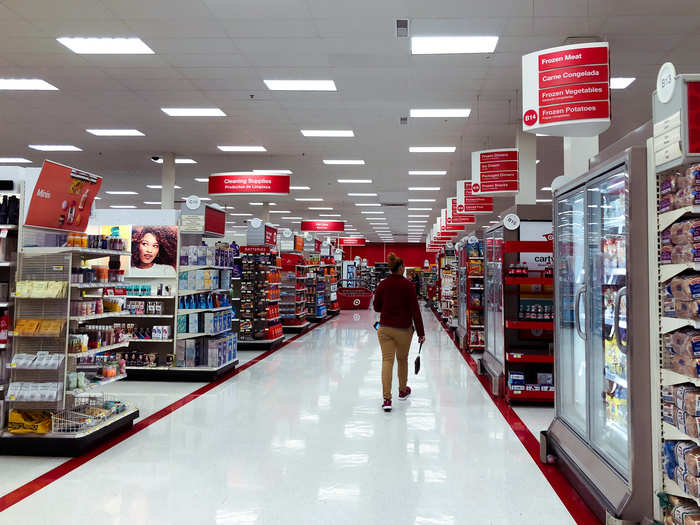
1 0 700 241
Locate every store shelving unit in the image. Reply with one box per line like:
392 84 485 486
439 252 458 327
0 227 139 455
465 242 485 352
323 262 340 316
280 253 310 334
306 264 328 323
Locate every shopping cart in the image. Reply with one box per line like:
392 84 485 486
337 279 373 310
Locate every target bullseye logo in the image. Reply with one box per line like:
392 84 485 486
353 299 361 306
472 183 480 193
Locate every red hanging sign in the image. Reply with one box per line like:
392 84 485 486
301 220 345 232
456 181 493 214
470 149 519 195
264 225 278 245
25 160 102 232
338 237 366 246
208 173 290 195
204 206 226 236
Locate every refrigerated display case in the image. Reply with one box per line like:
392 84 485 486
544 143 653 522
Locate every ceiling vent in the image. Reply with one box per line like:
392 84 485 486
400 116 408 125
396 19 409 38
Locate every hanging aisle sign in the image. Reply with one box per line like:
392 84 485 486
455 182 493 214
300 220 345 232
338 237 366 247
470 149 519 195
522 42 610 137
208 173 290 195
447 198 476 225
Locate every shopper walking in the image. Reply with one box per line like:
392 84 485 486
373 253 425 412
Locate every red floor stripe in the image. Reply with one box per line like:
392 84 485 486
0 316 335 512
430 308 600 525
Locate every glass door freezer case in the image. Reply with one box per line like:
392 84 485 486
545 146 653 523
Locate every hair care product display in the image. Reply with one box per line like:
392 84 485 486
279 255 309 332
306 266 327 321
179 242 239 268
463 240 485 351
239 251 283 344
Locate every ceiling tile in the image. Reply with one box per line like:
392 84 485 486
3 0 114 19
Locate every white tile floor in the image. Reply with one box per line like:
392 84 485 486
0 309 576 524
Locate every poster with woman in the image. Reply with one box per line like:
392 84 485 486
129 226 178 278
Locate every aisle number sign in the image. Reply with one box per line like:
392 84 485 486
522 42 611 137
446 198 476 225
456 181 494 213
470 149 519 195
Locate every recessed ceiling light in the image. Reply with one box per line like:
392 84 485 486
264 80 337 91
57 36 154 54
282 216 303 220
308 207 333 210
324 160 365 165
408 207 432 211
536 198 552 203
408 214 430 217
290 185 310 190
295 198 323 201
109 205 137 209
409 109 471 118
411 36 499 55
0 78 58 90
143 201 161 205
269 210 291 214
489 220 499 224
225 206 235 210
409 146 456 153
355 203 381 207
28 144 82 151
253 169 293 174
338 179 372 184
105 191 138 195
408 187 440 191
217 145 266 152
230 225 248 229
153 158 197 164
161 107 226 117
146 184 182 189
408 170 446 176
408 220 428 223
361 211 384 214
0 157 31 163
408 198 436 202
230 213 253 216
536 159 541 164
86 129 144 136
540 186 552 191
301 129 354 137
199 197 211 201
194 178 208 182
249 202 264 206
347 193 377 197
610 77 636 89
319 214 342 217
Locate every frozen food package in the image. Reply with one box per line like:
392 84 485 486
669 277 700 301
677 164 700 189
676 300 700 320
673 504 700 525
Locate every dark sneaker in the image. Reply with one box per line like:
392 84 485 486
382 399 392 412
399 386 412 400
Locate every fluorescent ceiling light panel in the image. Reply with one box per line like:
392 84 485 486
106 191 138 195
536 199 552 203
408 198 436 202
295 198 323 202
200 198 211 201
57 37 154 54
541 186 552 191
319 214 341 217
253 169 292 174
109 205 136 209
324 160 365 165
249 202 264 206
229 213 253 216
290 186 310 190
355 203 381 207
161 107 225 117
301 129 354 137
361 211 384 214
264 80 336 91
153 158 197 164
0 78 58 90
338 179 372 184
143 201 161 205
347 193 377 197
194 178 209 183
408 207 432 211
411 36 498 55
409 170 446 176
409 146 456 153
86 129 143 136
308 207 333 210
408 214 430 217
410 109 471 118
610 77 636 89
217 145 266 152
282 216 303 220
146 184 182 189
408 220 428 223
0 157 31 163
408 187 440 191
269 210 291 214
28 144 81 151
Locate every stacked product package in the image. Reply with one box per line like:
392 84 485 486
175 332 237 368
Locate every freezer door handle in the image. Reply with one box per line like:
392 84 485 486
614 286 627 354
574 283 587 340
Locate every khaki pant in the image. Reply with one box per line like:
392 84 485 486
377 326 413 400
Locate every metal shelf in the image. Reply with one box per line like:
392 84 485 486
82 294 176 300
177 306 232 314
659 205 700 232
68 374 128 396
67 340 130 358
661 316 700 334
664 475 700 506
179 265 235 272
605 370 628 389
661 368 700 387
22 247 130 259
130 338 173 344
660 262 700 282
663 422 700 446
176 328 230 340
178 288 229 296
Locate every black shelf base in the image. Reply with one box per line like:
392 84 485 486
124 360 238 382
282 322 310 334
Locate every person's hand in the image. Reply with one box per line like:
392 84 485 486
418 335 425 344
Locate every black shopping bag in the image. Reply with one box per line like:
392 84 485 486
414 342 423 374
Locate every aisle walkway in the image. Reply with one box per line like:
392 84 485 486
0 309 577 524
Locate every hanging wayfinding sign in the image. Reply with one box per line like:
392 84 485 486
470 149 519 195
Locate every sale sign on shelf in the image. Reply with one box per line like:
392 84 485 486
470 149 519 195
208 173 290 195
456 181 493 214
522 42 610 137
300 220 345 232
338 237 366 247
25 160 102 232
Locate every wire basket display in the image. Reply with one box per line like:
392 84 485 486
52 393 128 434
